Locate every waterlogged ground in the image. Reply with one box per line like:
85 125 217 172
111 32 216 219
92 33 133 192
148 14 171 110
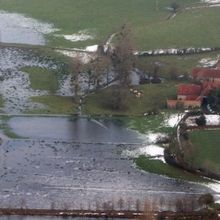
0 116 212 211
0 48 72 113
0 11 58 45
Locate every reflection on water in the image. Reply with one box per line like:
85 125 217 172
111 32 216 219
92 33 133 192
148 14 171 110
9 116 144 143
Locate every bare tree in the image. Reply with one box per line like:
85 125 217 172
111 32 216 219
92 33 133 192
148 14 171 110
136 199 141 211
170 2 180 13
111 23 136 88
70 57 83 103
117 198 124 210
89 54 111 89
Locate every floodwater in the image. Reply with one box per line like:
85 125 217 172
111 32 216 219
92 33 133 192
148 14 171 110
0 11 58 45
0 48 59 113
8 116 144 143
0 116 212 211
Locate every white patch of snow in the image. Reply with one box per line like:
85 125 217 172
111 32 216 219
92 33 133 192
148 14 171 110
198 57 220 67
122 144 165 162
164 114 184 127
145 132 168 144
185 114 220 126
205 181 220 203
208 182 220 193
56 50 96 64
202 0 220 3
205 114 220 125
85 45 98 52
60 30 94 42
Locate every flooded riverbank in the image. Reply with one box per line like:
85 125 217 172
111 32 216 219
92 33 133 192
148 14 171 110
0 116 212 211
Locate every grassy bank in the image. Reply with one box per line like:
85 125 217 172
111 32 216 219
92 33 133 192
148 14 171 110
135 155 209 182
29 95 77 114
189 130 220 173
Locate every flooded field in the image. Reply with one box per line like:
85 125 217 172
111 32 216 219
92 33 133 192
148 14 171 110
8 116 145 143
0 48 65 113
0 11 58 45
0 116 212 211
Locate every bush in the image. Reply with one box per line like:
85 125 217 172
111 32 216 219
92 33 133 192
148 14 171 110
196 115 206 126
198 193 214 208
103 87 129 111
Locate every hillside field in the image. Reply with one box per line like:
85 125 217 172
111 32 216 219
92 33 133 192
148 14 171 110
0 0 219 49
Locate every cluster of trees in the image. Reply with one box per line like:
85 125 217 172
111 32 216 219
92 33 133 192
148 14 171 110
70 24 136 110
202 88 220 113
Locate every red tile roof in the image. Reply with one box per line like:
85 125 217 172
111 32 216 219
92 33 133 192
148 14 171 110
192 68 220 79
178 84 202 96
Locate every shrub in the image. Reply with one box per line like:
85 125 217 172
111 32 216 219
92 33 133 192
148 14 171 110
196 115 206 126
198 193 214 208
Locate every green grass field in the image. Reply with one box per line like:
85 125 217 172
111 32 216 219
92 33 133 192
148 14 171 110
138 51 220 79
1 0 219 49
29 95 77 114
189 130 220 173
20 67 59 93
135 155 208 182
84 82 178 115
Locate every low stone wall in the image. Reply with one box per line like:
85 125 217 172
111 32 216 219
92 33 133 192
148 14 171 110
137 47 220 57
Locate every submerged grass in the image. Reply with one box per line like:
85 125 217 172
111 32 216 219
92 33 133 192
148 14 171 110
0 116 24 139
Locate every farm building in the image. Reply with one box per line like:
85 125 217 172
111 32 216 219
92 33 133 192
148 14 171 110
167 61 220 109
177 84 202 101
167 84 202 109
192 68 220 87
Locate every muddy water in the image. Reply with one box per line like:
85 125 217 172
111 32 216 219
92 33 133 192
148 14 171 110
0 11 58 45
0 116 211 210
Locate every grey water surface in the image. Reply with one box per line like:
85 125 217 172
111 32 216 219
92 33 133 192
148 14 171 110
0 116 212 211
